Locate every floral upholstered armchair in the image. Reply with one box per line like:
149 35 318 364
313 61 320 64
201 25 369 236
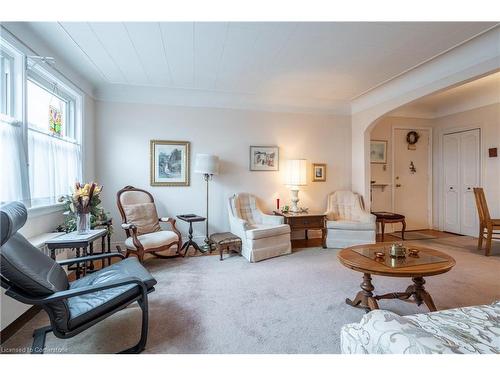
117 186 182 263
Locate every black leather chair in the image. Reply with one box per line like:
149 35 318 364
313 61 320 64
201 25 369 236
0 202 157 354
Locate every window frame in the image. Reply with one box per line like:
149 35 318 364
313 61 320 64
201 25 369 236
0 30 84 210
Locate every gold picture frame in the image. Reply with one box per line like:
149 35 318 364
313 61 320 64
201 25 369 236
150 140 190 186
370 140 388 164
312 163 326 182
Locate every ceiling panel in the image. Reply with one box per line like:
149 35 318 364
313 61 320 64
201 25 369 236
160 22 194 87
20 21 498 103
123 22 172 86
88 22 149 84
193 22 227 90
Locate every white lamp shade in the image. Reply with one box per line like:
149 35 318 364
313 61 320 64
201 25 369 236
194 154 219 175
285 159 307 187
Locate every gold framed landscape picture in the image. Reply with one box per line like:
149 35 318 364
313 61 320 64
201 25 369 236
370 140 387 164
150 140 190 186
312 163 326 182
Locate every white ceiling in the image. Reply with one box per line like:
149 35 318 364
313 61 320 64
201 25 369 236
390 71 500 118
16 22 499 111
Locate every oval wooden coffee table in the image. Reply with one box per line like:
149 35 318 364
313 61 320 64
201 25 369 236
338 244 456 312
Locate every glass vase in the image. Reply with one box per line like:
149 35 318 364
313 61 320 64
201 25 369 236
76 212 91 235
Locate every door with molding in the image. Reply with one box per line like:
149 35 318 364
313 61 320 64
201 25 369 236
443 129 480 236
393 128 430 230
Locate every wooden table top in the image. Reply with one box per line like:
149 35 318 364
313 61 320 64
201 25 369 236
273 211 326 218
338 243 456 277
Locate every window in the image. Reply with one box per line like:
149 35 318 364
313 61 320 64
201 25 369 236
0 50 14 117
0 33 83 207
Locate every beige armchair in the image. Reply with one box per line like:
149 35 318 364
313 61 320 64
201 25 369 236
325 190 376 248
117 186 182 263
228 193 291 262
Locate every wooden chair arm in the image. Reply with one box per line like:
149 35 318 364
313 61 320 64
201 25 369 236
121 223 143 250
159 217 182 245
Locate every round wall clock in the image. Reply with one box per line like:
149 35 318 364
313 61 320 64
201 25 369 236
406 131 420 145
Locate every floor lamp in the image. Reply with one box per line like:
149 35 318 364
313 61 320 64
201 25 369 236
194 154 220 250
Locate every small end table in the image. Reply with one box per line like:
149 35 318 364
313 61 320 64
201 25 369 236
45 229 108 279
273 211 327 248
372 211 406 242
176 215 206 257
209 232 242 261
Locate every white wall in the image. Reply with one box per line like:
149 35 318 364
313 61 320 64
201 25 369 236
95 101 352 244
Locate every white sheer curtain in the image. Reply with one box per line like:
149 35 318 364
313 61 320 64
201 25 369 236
0 119 28 203
28 129 81 201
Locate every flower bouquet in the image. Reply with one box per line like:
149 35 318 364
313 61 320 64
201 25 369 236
58 182 110 235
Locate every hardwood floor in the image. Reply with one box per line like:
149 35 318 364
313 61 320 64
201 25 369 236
376 229 462 243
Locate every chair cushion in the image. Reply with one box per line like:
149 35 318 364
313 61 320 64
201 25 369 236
236 193 260 224
327 220 375 231
124 230 179 250
123 202 161 235
67 257 157 330
245 224 290 240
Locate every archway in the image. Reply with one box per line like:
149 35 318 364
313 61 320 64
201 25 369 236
351 27 500 207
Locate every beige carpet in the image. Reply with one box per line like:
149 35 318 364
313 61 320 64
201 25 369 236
2 236 499 354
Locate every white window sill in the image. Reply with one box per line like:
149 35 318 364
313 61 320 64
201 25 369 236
27 202 65 218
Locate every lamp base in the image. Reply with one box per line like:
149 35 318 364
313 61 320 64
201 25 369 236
289 189 300 213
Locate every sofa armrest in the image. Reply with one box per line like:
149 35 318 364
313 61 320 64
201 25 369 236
358 211 376 224
340 310 457 354
261 213 284 225
229 216 248 239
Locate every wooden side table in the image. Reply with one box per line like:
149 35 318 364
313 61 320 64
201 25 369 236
45 229 108 279
92 218 113 266
209 232 242 261
176 214 206 257
273 211 327 248
372 212 406 242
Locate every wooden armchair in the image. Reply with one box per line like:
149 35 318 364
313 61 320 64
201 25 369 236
117 186 182 262
473 187 500 256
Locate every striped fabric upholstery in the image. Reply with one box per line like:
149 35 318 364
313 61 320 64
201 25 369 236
236 193 260 224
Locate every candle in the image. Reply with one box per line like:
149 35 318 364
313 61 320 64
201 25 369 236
276 198 280 210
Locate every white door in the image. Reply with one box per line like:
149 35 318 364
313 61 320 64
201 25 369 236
443 134 461 233
460 130 481 236
394 128 430 230
442 129 480 236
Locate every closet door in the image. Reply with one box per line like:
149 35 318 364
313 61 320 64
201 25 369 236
459 129 480 236
442 129 480 235
443 133 460 233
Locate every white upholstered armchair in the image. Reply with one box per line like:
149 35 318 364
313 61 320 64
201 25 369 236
228 193 292 262
325 191 376 248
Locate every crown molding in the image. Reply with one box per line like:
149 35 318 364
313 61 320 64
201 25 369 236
94 83 351 116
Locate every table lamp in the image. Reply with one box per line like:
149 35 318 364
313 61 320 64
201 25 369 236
194 154 220 250
285 159 307 213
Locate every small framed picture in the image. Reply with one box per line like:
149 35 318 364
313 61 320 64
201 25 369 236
150 140 190 186
370 140 388 164
312 163 326 182
249 146 279 171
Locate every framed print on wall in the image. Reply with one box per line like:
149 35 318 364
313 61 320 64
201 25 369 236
370 140 388 164
150 140 190 186
312 163 326 182
249 146 279 171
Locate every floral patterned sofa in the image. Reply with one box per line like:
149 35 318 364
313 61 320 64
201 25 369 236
341 301 500 354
